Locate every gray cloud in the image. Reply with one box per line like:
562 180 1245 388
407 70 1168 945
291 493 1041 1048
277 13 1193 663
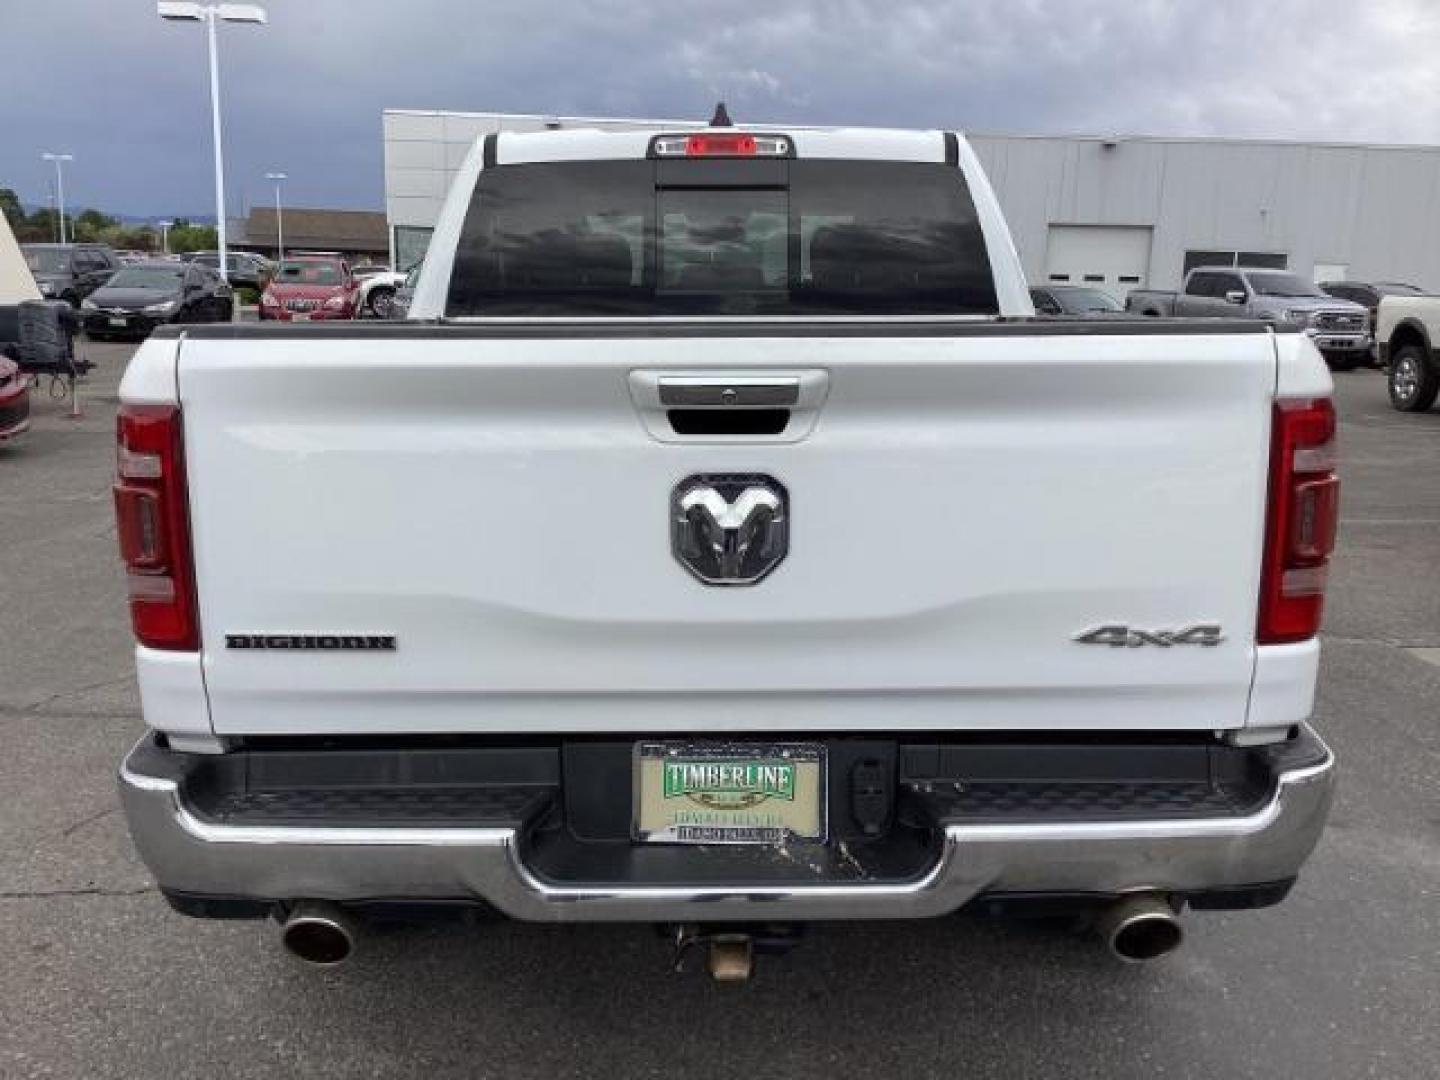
2 0 1437 216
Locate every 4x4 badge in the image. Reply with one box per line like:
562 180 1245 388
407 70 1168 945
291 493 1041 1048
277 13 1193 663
1074 625 1225 648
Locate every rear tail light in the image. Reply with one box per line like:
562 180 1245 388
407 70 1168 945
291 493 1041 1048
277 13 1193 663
1259 398 1339 644
113 403 198 650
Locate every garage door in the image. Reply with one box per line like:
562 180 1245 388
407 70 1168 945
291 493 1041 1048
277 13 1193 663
1043 225 1153 304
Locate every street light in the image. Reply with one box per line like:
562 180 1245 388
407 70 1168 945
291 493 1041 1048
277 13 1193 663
158 220 174 255
41 153 74 244
264 171 286 263
157 2 267 283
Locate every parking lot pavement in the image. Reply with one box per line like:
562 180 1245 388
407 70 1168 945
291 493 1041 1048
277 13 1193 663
2 348 1437 1079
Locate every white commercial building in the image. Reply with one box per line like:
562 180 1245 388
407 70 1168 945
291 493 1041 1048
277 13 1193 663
383 108 1440 298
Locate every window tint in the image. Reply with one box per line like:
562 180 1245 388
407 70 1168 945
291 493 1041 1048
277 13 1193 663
1052 287 1122 313
23 248 68 273
1028 289 1061 314
447 159 998 317
1185 272 1217 297
276 260 345 285
110 265 183 289
1323 285 1365 304
1247 271 1321 298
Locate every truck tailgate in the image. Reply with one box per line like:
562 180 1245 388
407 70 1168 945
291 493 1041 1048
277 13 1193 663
178 324 1275 736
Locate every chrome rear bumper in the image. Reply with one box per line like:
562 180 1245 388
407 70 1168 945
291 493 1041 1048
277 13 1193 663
118 727 1335 922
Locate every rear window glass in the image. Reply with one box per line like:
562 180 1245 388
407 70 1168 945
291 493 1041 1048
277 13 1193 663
24 248 69 273
447 159 997 317
277 261 344 285
108 266 185 289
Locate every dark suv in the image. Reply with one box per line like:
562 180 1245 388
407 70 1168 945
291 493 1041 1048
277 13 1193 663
1319 280 1428 330
21 243 122 305
182 251 271 291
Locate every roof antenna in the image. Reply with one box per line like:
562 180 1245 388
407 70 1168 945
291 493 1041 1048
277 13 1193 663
710 102 733 127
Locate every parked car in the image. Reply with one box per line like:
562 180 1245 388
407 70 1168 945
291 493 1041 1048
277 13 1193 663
356 267 408 318
1029 284 1129 318
258 256 359 320
0 357 31 445
81 259 233 340
1127 267 1371 370
115 124 1337 977
1376 294 1440 411
185 251 272 292
21 243 122 305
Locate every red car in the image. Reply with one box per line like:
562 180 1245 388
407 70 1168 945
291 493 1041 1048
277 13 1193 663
258 257 360 321
0 357 31 444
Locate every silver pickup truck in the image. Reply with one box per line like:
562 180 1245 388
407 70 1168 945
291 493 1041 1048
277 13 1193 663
1128 267 1371 370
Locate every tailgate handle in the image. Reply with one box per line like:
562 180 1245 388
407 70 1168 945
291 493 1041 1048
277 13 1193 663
658 379 799 408
630 370 829 443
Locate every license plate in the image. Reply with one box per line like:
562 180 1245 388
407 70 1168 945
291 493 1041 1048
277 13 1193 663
291 313 310 322
108 317 128 328
634 742 826 844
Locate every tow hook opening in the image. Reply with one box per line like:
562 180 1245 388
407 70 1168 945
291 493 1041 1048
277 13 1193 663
667 923 805 982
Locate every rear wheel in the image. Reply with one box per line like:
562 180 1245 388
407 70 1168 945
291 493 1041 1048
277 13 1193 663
1388 345 1440 412
367 287 395 319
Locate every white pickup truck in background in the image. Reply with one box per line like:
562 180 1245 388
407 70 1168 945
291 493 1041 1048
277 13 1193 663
114 124 1338 979
1376 293 1440 412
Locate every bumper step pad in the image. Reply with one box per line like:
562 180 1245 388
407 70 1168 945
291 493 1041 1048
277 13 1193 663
200 785 551 827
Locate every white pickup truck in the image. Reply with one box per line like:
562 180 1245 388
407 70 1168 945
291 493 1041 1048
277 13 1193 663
1375 294 1440 412
115 123 1338 979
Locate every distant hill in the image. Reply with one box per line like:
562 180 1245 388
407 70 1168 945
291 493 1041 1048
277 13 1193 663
19 202 216 226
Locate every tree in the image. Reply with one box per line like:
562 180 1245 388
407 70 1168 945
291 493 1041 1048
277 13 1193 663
17 207 60 243
0 188 23 230
169 222 218 253
72 208 118 243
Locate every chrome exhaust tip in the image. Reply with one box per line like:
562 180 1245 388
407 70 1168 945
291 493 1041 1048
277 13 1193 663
280 901 357 967
1096 894 1184 963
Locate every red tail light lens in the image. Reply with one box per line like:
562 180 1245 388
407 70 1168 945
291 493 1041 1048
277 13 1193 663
114 404 198 650
1259 399 1339 644
686 133 757 157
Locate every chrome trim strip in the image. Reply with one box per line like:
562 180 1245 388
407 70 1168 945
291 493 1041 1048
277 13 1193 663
117 730 1335 922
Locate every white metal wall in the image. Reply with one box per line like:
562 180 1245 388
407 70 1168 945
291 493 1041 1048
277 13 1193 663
384 111 1440 291
969 134 1440 290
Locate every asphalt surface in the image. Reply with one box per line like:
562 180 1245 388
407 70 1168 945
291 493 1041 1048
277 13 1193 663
2 342 1437 1079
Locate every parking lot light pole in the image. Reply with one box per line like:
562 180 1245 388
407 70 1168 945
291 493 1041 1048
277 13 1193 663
265 172 286 263
41 153 73 244
158 220 173 254
157 2 267 284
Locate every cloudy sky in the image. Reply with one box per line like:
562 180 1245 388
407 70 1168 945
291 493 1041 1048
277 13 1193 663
3 0 1439 217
